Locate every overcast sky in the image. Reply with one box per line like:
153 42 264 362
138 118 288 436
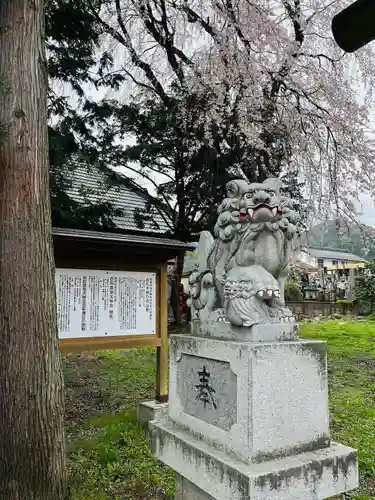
357 194 375 227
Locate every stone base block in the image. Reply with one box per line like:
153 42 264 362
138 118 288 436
137 400 168 427
191 319 298 342
176 473 215 500
150 419 358 500
169 335 330 463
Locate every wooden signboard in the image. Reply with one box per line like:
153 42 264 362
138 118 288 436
56 268 157 338
56 265 169 402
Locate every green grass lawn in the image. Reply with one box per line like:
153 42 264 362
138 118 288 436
64 321 375 499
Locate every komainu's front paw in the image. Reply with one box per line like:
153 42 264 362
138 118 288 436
280 315 296 323
256 288 280 299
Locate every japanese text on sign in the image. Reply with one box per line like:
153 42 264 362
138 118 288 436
55 269 156 339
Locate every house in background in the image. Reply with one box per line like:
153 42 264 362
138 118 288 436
297 247 368 270
61 162 173 235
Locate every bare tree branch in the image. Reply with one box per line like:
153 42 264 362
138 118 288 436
121 162 176 227
134 0 195 86
88 0 171 103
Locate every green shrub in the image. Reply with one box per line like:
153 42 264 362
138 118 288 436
285 278 302 301
355 264 375 315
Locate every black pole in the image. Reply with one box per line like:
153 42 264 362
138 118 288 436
332 0 375 53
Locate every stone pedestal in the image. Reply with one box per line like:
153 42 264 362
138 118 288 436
176 473 215 500
137 400 168 427
149 332 358 499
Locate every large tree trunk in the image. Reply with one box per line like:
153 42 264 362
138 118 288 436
0 1 68 499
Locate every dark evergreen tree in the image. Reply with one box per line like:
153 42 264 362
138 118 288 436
107 87 239 321
280 170 309 232
44 0 286 233
46 0 125 228
111 88 237 236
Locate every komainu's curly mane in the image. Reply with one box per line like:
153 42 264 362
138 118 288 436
209 178 298 277
188 175 301 330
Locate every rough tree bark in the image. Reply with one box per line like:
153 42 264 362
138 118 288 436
0 1 68 499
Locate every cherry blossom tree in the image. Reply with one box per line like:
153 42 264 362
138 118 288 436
176 0 375 220
69 0 375 220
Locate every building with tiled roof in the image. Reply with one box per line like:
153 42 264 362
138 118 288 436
63 163 173 234
297 246 368 271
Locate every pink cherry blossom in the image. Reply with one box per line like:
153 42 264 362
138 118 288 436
90 1 375 222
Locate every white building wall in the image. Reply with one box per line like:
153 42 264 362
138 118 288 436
322 259 350 268
297 250 359 269
295 250 318 268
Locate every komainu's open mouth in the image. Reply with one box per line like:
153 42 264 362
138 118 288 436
247 204 282 222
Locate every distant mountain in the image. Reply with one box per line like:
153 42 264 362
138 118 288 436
304 219 375 262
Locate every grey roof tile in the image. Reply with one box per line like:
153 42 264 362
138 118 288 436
64 163 172 234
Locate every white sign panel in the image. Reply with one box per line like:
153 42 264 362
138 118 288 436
55 268 156 339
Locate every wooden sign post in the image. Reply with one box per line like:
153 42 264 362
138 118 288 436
52 227 193 404
56 264 169 402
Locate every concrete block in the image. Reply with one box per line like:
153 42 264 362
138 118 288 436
137 400 168 427
168 334 330 463
149 419 358 500
176 474 215 500
191 319 299 342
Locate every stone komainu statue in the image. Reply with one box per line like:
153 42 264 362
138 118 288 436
187 177 300 331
